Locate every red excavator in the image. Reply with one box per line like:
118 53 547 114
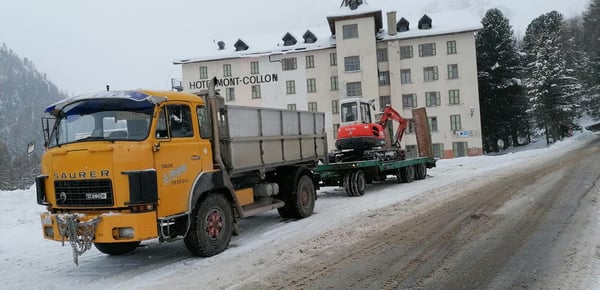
332 98 408 162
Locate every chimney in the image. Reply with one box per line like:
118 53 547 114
387 11 397 36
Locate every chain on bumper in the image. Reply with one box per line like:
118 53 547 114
56 214 101 265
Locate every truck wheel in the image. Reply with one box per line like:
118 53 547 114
278 175 316 219
94 241 140 255
415 163 427 180
184 193 233 257
350 170 366 196
398 166 415 183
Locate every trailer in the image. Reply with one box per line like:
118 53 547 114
317 102 436 196
316 157 435 196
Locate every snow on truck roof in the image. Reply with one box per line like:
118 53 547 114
44 90 202 114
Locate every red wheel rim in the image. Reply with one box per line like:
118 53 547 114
205 209 223 239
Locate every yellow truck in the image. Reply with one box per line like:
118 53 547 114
35 81 327 264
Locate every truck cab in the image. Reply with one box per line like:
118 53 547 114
36 89 326 264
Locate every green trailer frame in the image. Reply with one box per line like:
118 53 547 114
316 157 436 196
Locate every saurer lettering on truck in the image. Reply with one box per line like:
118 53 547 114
53 170 110 179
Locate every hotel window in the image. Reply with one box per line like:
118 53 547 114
418 43 436 57
448 64 459 79
428 116 438 132
330 76 339 91
447 40 457 54
286 80 296 95
282 58 297 70
332 100 339 114
330 52 337 66
346 82 362 97
344 56 360 72
307 78 317 93
423 66 438 81
400 69 412 84
450 114 462 130
402 94 417 108
225 87 235 102
405 145 418 158
223 64 232 77
250 61 259 74
251 85 261 99
406 119 415 133
426 91 441 107
379 95 390 111
343 24 358 39
378 71 390 86
306 55 315 68
453 141 468 157
377 47 388 62
432 143 444 159
400 45 413 59
287 104 296 111
308 102 318 112
199 66 208 79
449 89 460 105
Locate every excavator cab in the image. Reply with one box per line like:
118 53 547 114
340 98 373 125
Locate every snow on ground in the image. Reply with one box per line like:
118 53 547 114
0 129 598 290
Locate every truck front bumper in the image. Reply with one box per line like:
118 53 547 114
40 211 158 243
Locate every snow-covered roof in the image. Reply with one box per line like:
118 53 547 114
173 7 481 65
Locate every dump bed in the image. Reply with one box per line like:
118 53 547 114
219 105 327 177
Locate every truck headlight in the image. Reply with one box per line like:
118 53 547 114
116 227 135 239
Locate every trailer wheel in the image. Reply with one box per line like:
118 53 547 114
398 166 415 183
94 241 140 255
343 173 352 196
350 170 366 196
415 163 427 180
278 175 316 219
184 193 233 257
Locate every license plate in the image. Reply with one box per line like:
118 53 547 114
86 192 107 200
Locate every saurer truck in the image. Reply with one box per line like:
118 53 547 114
36 81 327 264
316 98 436 196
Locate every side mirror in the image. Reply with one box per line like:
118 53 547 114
26 141 35 155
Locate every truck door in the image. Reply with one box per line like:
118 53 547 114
153 102 211 218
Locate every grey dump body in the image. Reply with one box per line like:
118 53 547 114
217 104 328 178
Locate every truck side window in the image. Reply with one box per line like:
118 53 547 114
168 104 193 138
196 105 212 139
155 107 168 138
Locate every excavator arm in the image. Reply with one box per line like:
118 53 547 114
379 105 408 147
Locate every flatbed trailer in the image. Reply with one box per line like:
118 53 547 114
316 157 436 196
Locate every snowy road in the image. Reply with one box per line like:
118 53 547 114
1 132 598 290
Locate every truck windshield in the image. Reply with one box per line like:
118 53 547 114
47 98 154 148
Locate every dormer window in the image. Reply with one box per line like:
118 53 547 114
303 30 317 44
418 15 432 30
282 33 297 46
397 18 409 32
234 39 249 51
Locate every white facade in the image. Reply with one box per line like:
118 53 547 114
175 5 483 158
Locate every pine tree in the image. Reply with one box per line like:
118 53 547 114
476 9 527 152
582 0 600 118
523 11 580 143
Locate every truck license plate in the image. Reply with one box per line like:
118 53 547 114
86 192 107 200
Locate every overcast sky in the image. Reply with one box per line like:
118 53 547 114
0 0 589 96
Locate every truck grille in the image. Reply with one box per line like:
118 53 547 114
54 179 114 207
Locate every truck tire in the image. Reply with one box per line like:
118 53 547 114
350 170 366 196
278 174 316 219
415 163 427 180
184 193 233 257
94 241 140 255
398 166 415 183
